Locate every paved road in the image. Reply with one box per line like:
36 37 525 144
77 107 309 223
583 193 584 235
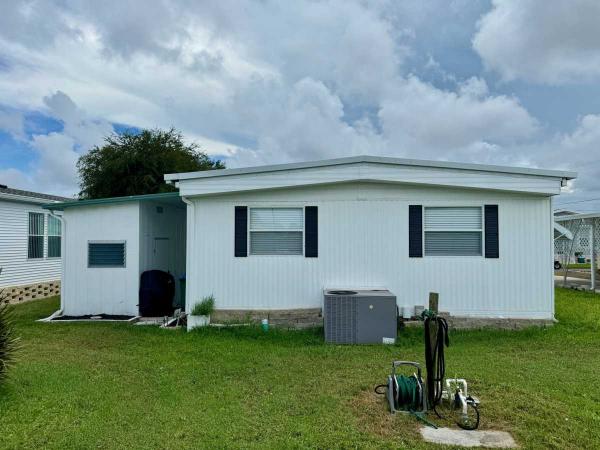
554 269 599 281
554 275 599 293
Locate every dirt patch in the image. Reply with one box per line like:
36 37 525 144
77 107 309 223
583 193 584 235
349 389 422 442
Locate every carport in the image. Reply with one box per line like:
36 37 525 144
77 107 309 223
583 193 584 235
555 212 600 291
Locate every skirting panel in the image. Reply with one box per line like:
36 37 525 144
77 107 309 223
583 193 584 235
1 281 61 304
211 308 322 329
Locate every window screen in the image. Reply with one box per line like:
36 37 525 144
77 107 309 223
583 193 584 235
48 216 62 258
28 212 44 259
249 208 303 255
424 207 482 256
88 242 126 267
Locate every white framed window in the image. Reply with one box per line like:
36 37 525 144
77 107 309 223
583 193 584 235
47 216 62 258
424 207 483 256
249 208 303 255
28 212 45 259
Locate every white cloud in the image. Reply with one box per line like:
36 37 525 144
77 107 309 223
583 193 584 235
0 109 25 140
458 77 489 99
541 115 600 200
0 0 596 206
229 77 386 166
0 91 113 196
30 132 80 192
43 91 113 151
473 0 600 84
379 76 538 153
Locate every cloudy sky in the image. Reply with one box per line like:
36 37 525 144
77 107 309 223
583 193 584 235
0 0 599 210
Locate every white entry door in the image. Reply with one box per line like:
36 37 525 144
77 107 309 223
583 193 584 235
152 237 171 272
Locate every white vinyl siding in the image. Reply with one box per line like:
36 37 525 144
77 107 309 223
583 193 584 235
187 183 554 319
249 208 303 255
0 200 61 289
424 207 483 256
48 215 62 258
28 212 45 259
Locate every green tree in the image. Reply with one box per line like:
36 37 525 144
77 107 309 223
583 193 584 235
77 128 224 199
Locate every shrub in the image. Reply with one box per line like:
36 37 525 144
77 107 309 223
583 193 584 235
191 295 215 316
0 293 19 382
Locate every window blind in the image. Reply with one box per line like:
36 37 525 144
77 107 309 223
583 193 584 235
48 216 61 258
28 212 44 259
424 231 482 256
424 207 482 230
249 208 303 255
424 207 482 256
249 208 303 230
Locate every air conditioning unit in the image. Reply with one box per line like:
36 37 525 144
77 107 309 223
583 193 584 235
323 288 397 344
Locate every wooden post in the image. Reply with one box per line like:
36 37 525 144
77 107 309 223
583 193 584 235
429 292 439 314
426 292 440 407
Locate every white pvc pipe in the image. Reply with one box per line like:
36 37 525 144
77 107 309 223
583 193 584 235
48 210 66 313
181 196 195 314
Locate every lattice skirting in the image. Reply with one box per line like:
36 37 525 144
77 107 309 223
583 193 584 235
1 280 61 304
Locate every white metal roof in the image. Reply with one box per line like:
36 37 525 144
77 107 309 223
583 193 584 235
0 186 70 205
555 212 600 221
165 155 577 182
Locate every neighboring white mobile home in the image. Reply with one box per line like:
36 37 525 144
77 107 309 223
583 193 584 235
0 185 68 303
48 156 576 327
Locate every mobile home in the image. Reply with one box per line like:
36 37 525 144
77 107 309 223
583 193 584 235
46 156 576 327
0 185 68 303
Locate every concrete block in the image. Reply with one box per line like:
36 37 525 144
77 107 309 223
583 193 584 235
420 427 517 448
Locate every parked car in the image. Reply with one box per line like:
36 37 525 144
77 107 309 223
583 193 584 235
554 260 562 270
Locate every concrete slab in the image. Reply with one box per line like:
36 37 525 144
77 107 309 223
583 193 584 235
420 427 517 448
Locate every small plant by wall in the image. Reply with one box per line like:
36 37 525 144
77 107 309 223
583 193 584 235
191 295 215 316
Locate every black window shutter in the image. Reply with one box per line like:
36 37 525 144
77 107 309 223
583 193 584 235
305 206 318 257
234 206 248 257
409 205 423 258
484 205 499 258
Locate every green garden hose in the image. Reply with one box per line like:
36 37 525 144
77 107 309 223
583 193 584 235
376 373 439 428
395 375 420 411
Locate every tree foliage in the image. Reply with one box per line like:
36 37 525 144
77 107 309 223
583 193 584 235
77 128 225 199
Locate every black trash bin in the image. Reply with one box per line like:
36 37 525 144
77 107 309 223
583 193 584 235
139 270 175 316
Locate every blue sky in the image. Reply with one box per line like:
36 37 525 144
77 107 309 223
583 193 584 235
0 0 599 210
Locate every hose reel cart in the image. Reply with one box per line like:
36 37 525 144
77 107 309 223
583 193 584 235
375 305 481 430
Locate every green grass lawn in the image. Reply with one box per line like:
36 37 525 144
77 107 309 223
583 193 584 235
565 263 592 269
1 289 599 449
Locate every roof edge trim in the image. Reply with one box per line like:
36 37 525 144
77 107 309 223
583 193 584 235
43 191 180 211
164 155 577 182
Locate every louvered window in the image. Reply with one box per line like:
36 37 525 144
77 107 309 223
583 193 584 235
28 212 44 259
48 216 62 258
424 207 483 256
249 208 303 255
88 242 126 267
